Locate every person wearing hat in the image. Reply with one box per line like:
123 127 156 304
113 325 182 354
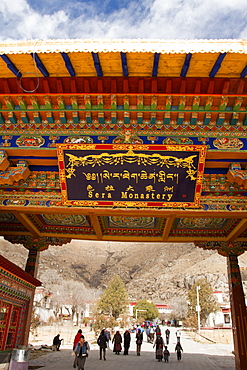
153 332 164 362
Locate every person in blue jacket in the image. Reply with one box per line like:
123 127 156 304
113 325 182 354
73 335 90 370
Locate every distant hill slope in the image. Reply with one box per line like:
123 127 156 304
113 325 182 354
1 238 247 302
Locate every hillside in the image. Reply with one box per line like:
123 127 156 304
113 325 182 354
1 238 247 302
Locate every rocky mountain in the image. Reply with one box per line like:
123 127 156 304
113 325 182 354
1 237 247 303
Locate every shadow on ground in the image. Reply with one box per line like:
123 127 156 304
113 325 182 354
28 349 235 370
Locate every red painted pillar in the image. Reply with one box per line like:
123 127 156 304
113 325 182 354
227 255 247 370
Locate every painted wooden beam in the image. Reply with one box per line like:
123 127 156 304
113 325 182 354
0 55 22 77
219 96 228 111
177 112 184 125
209 52 227 78
178 96 186 110
120 52 128 77
240 65 247 78
164 112 170 125
216 113 225 125
98 112 104 124
59 112 66 124
230 112 239 126
150 112 156 125
72 111 79 124
124 95 129 110
21 112 29 124
111 112 117 124
204 96 213 110
8 112 17 124
17 96 27 110
124 111 130 124
0 113 4 124
233 97 243 111
13 212 40 237
60 52 76 77
203 113 211 125
152 53 160 77
180 53 192 77
33 112 41 123
190 112 197 125
86 112 92 123
91 52 103 77
31 53 49 77
46 112 54 124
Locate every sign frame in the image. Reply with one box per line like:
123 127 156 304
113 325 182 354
57 144 206 208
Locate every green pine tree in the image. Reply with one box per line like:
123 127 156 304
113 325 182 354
97 275 128 319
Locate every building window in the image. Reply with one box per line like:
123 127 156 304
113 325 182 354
224 314 230 324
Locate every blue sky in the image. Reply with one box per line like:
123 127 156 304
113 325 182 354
0 0 246 41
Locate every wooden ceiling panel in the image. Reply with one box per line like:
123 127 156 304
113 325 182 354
158 53 186 77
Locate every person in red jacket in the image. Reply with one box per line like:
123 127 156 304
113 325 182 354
73 329 82 368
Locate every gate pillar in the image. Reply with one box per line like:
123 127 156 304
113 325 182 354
4 235 71 345
23 247 41 345
195 241 247 370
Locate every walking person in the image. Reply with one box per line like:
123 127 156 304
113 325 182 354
155 325 161 335
73 335 90 370
112 330 122 355
175 341 183 361
123 329 131 355
165 328 170 345
73 329 82 368
153 332 164 362
104 328 111 348
136 329 143 356
163 346 170 362
176 329 182 342
150 326 155 343
97 329 107 360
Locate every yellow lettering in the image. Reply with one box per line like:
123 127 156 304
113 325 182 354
148 173 156 183
164 186 174 192
146 185 155 192
134 194 139 199
102 170 111 180
105 185 115 191
112 173 120 180
167 194 173 201
122 170 130 180
107 193 112 198
156 194 160 199
95 193 99 198
121 192 128 199
158 171 167 182
131 173 138 183
88 191 93 198
83 172 94 180
129 193 133 199
140 194 145 199
140 170 148 180
86 184 94 191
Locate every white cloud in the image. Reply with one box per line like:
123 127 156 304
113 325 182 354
0 0 246 41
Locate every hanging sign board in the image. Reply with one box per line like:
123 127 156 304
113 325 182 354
57 144 206 208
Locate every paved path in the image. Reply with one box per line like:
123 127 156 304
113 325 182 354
29 327 235 370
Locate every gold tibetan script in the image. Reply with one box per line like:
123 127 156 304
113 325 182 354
65 149 197 181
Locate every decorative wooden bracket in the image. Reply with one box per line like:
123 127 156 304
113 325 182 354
226 163 247 189
0 151 30 185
